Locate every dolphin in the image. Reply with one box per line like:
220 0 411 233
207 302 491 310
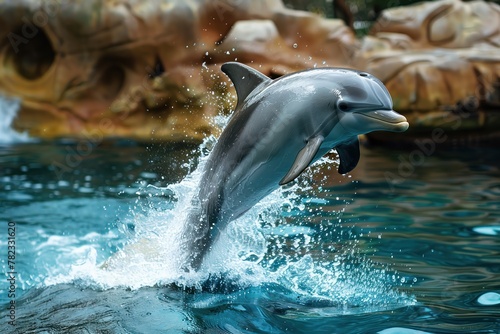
181 62 409 270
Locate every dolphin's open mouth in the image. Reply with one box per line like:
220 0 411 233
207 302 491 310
355 109 409 132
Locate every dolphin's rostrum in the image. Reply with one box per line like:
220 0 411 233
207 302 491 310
181 62 409 270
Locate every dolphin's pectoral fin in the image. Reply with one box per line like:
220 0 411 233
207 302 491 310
221 62 272 109
280 136 324 185
336 137 360 174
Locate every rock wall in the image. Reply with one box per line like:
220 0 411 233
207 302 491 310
356 0 500 145
0 0 357 141
0 0 499 144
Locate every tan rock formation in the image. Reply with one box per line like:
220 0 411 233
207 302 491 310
1 0 499 145
0 0 357 141
355 0 500 145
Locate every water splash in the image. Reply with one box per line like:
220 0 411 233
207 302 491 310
0 95 33 144
44 133 415 312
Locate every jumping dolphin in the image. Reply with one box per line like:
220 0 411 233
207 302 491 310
181 62 409 270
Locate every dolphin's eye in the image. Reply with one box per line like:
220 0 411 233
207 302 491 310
359 72 368 77
337 101 350 112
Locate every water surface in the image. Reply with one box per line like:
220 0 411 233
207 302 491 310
0 139 499 333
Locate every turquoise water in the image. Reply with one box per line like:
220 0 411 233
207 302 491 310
0 137 499 333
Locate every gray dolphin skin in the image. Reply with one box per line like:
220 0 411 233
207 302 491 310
181 62 409 270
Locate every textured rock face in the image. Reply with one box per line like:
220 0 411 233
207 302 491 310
0 0 499 143
356 0 500 144
369 0 500 50
0 0 357 141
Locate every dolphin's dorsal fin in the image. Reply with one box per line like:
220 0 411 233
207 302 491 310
336 137 360 174
221 62 271 109
280 136 324 185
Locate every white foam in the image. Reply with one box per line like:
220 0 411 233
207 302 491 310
477 292 500 306
473 226 500 236
0 95 34 144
